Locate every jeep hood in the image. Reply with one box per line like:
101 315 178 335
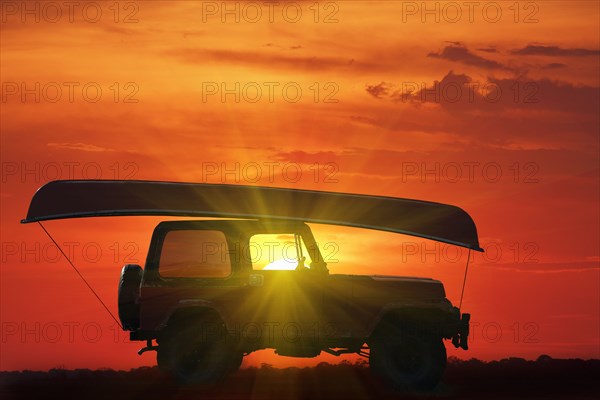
21 180 483 251
334 274 447 299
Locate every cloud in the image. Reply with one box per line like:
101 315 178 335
263 43 303 50
485 75 600 114
543 63 568 69
365 82 390 99
477 48 497 53
356 70 599 151
182 30 206 39
512 45 600 57
47 142 114 152
371 70 599 116
428 45 506 70
273 147 599 177
481 260 600 273
167 48 365 71
273 150 343 166
348 115 378 125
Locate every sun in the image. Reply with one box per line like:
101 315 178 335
262 258 298 270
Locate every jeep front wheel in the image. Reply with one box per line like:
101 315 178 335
369 328 447 391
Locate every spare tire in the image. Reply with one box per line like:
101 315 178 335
118 264 143 330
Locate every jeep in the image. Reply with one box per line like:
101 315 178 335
22 180 481 390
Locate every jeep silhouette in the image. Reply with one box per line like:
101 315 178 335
22 180 481 390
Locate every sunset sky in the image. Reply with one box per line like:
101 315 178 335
1 1 599 371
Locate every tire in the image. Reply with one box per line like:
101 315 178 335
117 264 142 330
161 322 237 384
369 327 447 391
156 337 172 372
228 351 244 373
158 339 242 375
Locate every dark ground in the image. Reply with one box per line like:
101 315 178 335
1 356 599 400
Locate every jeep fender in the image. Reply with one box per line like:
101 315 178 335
159 301 230 334
367 300 456 339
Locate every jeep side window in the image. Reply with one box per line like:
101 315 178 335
249 233 312 270
159 230 231 278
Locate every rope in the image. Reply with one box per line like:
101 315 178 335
458 248 472 311
37 222 123 329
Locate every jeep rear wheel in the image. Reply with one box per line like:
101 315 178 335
159 323 237 384
156 339 172 372
369 328 446 391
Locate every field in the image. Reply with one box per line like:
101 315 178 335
2 357 599 400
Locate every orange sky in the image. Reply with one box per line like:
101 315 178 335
1 1 599 370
